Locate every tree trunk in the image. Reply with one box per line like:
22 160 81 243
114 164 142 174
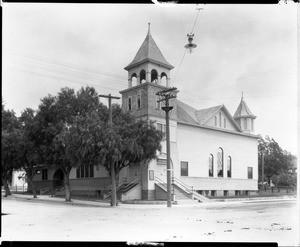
64 170 71 202
110 161 117 207
3 179 12 197
28 176 37 198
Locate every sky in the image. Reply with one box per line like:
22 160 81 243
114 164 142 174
2 3 298 155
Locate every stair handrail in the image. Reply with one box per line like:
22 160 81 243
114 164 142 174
172 177 193 195
40 185 53 195
104 177 127 191
122 177 140 191
155 176 168 190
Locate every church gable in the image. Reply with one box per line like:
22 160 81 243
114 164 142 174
201 105 242 132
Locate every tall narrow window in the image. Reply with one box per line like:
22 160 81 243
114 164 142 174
76 167 80 178
209 154 214 177
219 112 222 127
42 169 48 180
137 94 141 109
85 165 90 178
89 164 94 178
251 119 254 130
180 161 188 176
80 165 84 178
217 147 224 177
227 156 232 178
224 118 227 128
244 118 247 130
248 167 253 179
128 97 132 111
214 116 217 126
156 95 161 109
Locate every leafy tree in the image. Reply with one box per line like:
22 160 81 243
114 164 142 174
258 136 296 186
17 108 43 198
36 86 107 201
1 102 21 196
92 105 163 206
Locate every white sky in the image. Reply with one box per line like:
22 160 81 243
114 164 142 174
2 3 297 155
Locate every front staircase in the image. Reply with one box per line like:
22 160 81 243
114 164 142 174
40 185 65 197
155 177 210 203
103 178 141 200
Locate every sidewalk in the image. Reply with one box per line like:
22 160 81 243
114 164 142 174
3 193 297 208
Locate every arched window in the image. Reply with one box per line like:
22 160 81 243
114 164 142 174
151 69 158 83
209 154 214 177
251 119 254 130
140 70 146 84
214 116 217 126
224 118 227 128
160 72 167 86
227 156 232 178
137 93 141 109
128 97 132 111
217 147 223 177
131 73 137 86
219 112 222 127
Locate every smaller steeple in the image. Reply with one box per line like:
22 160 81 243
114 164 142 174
233 93 256 134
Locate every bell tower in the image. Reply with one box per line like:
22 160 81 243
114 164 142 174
119 24 177 200
120 23 176 120
124 23 174 88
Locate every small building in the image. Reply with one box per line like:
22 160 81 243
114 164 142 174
32 25 258 200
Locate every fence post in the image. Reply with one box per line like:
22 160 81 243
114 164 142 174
271 187 273 193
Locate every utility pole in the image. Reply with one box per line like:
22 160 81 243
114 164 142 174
99 93 120 206
262 152 265 190
156 87 178 208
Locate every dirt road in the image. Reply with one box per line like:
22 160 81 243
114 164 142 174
1 196 298 246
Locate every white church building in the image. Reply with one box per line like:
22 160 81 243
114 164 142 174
32 25 259 201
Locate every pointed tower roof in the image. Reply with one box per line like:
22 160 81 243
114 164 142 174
233 93 256 119
124 23 174 70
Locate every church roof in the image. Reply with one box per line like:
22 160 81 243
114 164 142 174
195 105 223 124
233 96 256 119
124 24 174 70
176 100 242 132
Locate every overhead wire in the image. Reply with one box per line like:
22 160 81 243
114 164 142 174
4 49 127 80
5 65 123 93
4 58 126 88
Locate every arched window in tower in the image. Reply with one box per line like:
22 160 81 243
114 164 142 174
251 118 254 130
224 118 227 128
214 116 217 126
160 72 168 86
140 70 146 84
151 69 158 83
227 156 232 178
209 154 214 177
131 73 137 87
219 112 222 127
217 147 224 177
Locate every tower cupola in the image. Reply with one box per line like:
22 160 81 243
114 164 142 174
124 23 174 88
233 93 256 134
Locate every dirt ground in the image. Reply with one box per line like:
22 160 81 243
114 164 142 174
1 196 299 246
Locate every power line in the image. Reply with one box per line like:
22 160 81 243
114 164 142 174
4 59 126 88
4 49 127 80
5 65 124 92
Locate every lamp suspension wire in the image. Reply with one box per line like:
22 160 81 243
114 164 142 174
170 5 203 87
190 5 202 34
